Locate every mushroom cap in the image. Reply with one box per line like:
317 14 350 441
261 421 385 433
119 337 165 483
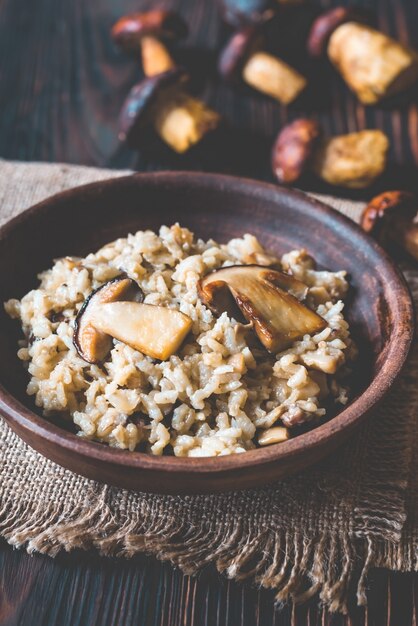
360 191 417 240
218 26 264 82
118 67 189 145
271 118 322 184
217 0 276 28
112 10 188 52
307 7 372 58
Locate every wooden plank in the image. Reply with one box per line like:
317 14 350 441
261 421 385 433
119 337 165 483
1 539 418 625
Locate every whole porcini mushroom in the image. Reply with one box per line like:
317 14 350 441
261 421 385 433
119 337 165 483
118 67 221 154
218 25 307 104
360 191 418 261
272 119 389 189
198 265 326 353
111 9 188 77
307 7 418 104
271 118 321 184
307 6 371 58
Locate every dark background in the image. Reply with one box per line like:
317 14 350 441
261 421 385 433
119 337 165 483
0 0 417 624
0 0 418 196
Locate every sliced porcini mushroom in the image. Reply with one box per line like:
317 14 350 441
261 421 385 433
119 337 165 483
217 0 277 28
271 118 321 184
360 190 418 260
74 278 192 362
74 277 143 364
87 302 192 361
111 10 188 76
307 7 371 58
312 130 389 189
218 26 307 105
118 67 220 153
258 426 289 446
198 265 326 353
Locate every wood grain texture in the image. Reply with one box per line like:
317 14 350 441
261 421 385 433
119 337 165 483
0 539 417 626
0 0 417 622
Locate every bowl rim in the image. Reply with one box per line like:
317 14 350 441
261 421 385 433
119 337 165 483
0 170 414 476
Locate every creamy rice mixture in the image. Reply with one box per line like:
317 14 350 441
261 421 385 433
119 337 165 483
5 224 355 457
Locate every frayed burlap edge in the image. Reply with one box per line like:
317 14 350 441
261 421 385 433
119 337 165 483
0 485 409 612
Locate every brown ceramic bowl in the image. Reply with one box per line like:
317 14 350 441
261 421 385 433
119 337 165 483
0 172 414 494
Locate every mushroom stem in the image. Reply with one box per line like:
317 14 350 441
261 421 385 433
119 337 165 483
154 93 220 153
328 22 418 104
312 130 389 189
140 36 175 77
242 51 306 104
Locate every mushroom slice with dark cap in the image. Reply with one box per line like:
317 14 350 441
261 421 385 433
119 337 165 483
118 68 221 153
217 0 277 28
360 191 418 261
111 9 188 77
198 265 326 353
74 276 192 362
74 277 143 364
218 25 306 104
271 118 321 184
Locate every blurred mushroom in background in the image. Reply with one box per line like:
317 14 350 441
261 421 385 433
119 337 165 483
307 7 418 104
360 191 418 261
218 25 307 104
272 119 389 189
112 9 188 77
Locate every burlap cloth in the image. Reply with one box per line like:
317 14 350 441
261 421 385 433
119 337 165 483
0 160 417 612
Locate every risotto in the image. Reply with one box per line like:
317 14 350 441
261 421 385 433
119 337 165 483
4 224 355 457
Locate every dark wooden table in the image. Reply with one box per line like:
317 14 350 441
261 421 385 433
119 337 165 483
0 541 417 626
0 0 417 624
